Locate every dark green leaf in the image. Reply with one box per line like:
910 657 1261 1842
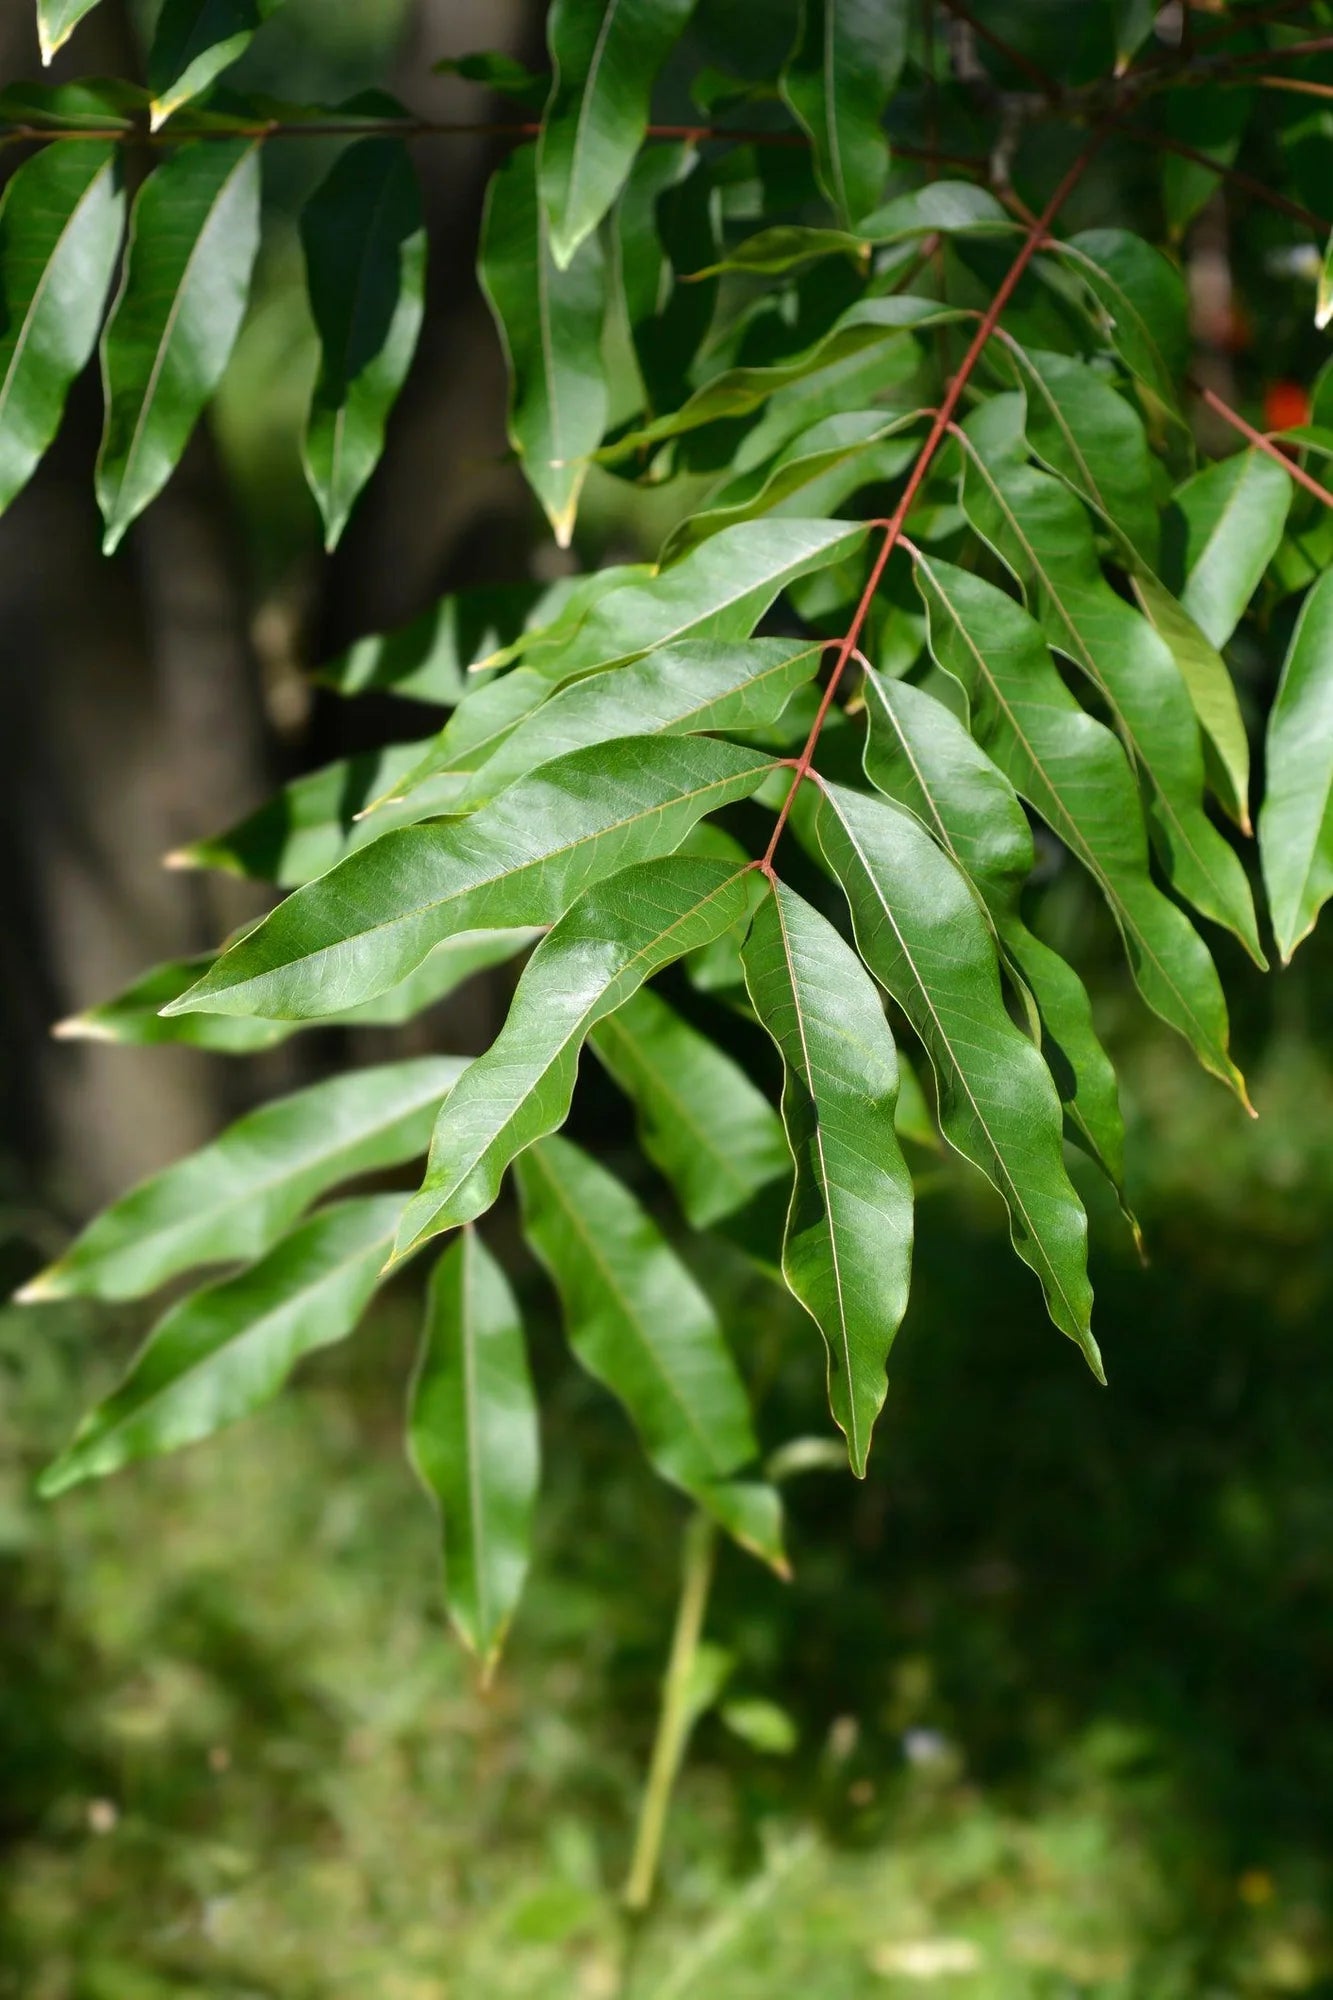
1005 342 1160 567
1130 568 1251 831
742 879 913 1472
36 0 106 61
164 735 780 1020
480 143 608 545
393 856 762 1255
38 1196 404 1496
1167 450 1291 650
540 0 698 267
147 0 284 128
0 141 123 516
1260 568 1333 963
314 583 545 702
96 138 261 552
17 1057 462 1302
1052 228 1189 407
409 1230 540 1673
434 52 547 107
779 0 909 226
515 1134 785 1568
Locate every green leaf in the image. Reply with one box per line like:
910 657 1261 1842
813 782 1099 1375
959 428 1265 966
425 636 823 812
96 138 261 553
164 735 780 1021
862 670 1127 1197
604 295 965 460
1318 227 1333 332
56 931 538 1051
1131 568 1252 832
1260 568 1333 963
480 142 608 545
698 182 1014 278
912 551 1246 1101
408 1230 540 1673
314 583 546 702
17 1057 463 1303
38 1196 404 1497
540 0 698 268
301 137 426 550
1111 0 1157 70
1005 343 1160 567
434 52 547 107
779 0 909 226
1167 450 1291 651
1161 85 1252 241
741 879 913 1473
393 855 762 1256
36 0 105 61
1052 228 1189 407
147 0 284 128
515 1134 785 1568
720 1696 798 1755
591 985 789 1228
613 140 719 418
0 142 123 516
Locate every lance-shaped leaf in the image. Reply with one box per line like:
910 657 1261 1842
1049 228 1189 410
741 879 913 1474
1003 342 1160 568
1131 568 1251 832
0 141 123 517
165 735 780 1021
393 856 762 1257
17 1057 463 1304
540 0 698 268
37 0 105 61
959 432 1265 966
515 1135 785 1569
147 0 284 128
862 670 1127 1196
662 409 924 560
696 181 1015 279
1260 568 1333 963
1166 450 1291 651
38 1196 404 1497
779 0 909 226
912 551 1246 1100
813 781 1099 1376
1111 0 1157 71
604 295 966 460
96 139 261 553
424 637 823 811
408 1230 540 1673
301 137 426 551
614 140 718 416
314 582 544 702
56 932 538 1052
590 985 789 1228
480 143 607 546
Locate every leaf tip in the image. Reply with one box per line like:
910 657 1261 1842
13 1270 61 1306
35 1457 78 1501
51 1012 98 1042
148 98 175 133
161 847 196 872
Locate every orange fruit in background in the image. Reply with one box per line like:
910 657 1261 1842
1264 381 1311 432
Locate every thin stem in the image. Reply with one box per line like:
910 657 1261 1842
1197 0 1322 47
1192 380 1333 509
936 0 1063 102
1221 33 1333 67
761 129 1109 867
1251 71 1333 99
623 1513 718 1914
1131 125 1327 230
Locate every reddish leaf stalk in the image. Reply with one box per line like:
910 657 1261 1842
1193 381 1333 509
760 135 1107 868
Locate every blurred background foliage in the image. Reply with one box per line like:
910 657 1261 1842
3 0 1333 1994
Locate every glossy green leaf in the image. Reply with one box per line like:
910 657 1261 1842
604 295 964 460
862 670 1126 1194
699 183 1014 278
394 856 761 1256
409 1230 539 1673
1260 568 1333 963
57 932 538 1052
434 52 547 106
1131 567 1251 832
147 0 284 127
515 1135 785 1568
1167 450 1291 651
315 583 545 702
18 1057 463 1303
1005 342 1160 567
814 781 1099 1375
779 0 909 226
1111 0 1157 70
96 139 261 552
36 0 105 61
38 1196 404 1497
427 636 822 811
165 735 780 1021
912 551 1246 1100
741 879 913 1473
301 137 426 550
590 985 789 1228
1052 228 1189 407
0 141 123 516
480 142 607 545
540 0 698 267
959 428 1265 966
1318 226 1333 332
613 143 719 418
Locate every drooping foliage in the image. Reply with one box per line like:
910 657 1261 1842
9 0 1333 1671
